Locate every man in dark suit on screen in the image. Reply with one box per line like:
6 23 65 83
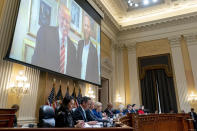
76 14 99 84
31 4 77 77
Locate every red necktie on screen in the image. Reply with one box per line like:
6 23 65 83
60 39 65 74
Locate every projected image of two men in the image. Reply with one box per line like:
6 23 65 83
10 0 101 85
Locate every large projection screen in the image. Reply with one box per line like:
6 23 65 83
7 0 101 85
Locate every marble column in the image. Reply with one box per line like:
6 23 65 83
113 45 125 106
169 36 190 112
184 34 197 91
127 43 140 106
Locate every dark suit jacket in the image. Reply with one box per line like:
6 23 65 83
55 106 74 127
130 109 137 114
72 106 88 123
76 40 99 84
31 26 77 77
104 108 114 118
123 109 131 115
189 112 197 120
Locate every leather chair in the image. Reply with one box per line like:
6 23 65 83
38 105 55 127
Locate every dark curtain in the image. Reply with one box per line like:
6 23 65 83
141 69 178 113
154 69 178 113
141 70 158 113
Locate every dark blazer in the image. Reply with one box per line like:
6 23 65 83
76 40 99 84
130 109 137 114
104 108 114 118
31 26 77 77
189 112 197 120
123 109 131 115
55 106 74 127
72 106 88 123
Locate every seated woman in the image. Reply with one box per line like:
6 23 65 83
114 104 125 117
92 102 107 120
138 105 145 115
55 96 84 128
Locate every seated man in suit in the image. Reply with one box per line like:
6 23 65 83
189 108 197 129
123 104 132 115
72 96 97 125
104 103 114 118
32 4 77 77
131 104 137 113
86 100 97 121
76 13 99 84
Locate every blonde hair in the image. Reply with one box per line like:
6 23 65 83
59 4 71 16
94 102 102 108
118 104 125 111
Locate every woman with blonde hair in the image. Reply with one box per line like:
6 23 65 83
92 102 107 120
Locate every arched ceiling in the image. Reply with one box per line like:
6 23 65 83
94 0 197 30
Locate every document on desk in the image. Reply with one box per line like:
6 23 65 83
84 122 103 128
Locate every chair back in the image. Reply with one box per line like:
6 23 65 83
38 105 55 127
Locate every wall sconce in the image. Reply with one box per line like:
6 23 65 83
188 92 197 102
86 87 95 99
116 94 122 103
8 70 30 96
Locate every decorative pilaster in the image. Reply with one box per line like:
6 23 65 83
18 67 40 125
0 0 20 108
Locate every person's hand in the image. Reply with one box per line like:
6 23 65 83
77 120 84 123
75 121 85 128
87 121 98 125
102 112 107 117
102 116 108 120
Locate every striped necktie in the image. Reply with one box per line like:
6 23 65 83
60 39 65 74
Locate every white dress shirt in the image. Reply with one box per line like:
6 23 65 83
81 41 90 80
81 106 87 119
59 29 68 74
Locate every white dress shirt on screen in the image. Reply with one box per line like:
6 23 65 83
81 41 90 80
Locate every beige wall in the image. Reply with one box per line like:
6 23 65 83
101 31 112 60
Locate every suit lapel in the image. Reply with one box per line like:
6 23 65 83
79 106 86 121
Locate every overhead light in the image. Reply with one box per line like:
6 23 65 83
129 2 133 6
153 0 158 3
135 3 139 7
128 0 131 3
143 0 149 5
